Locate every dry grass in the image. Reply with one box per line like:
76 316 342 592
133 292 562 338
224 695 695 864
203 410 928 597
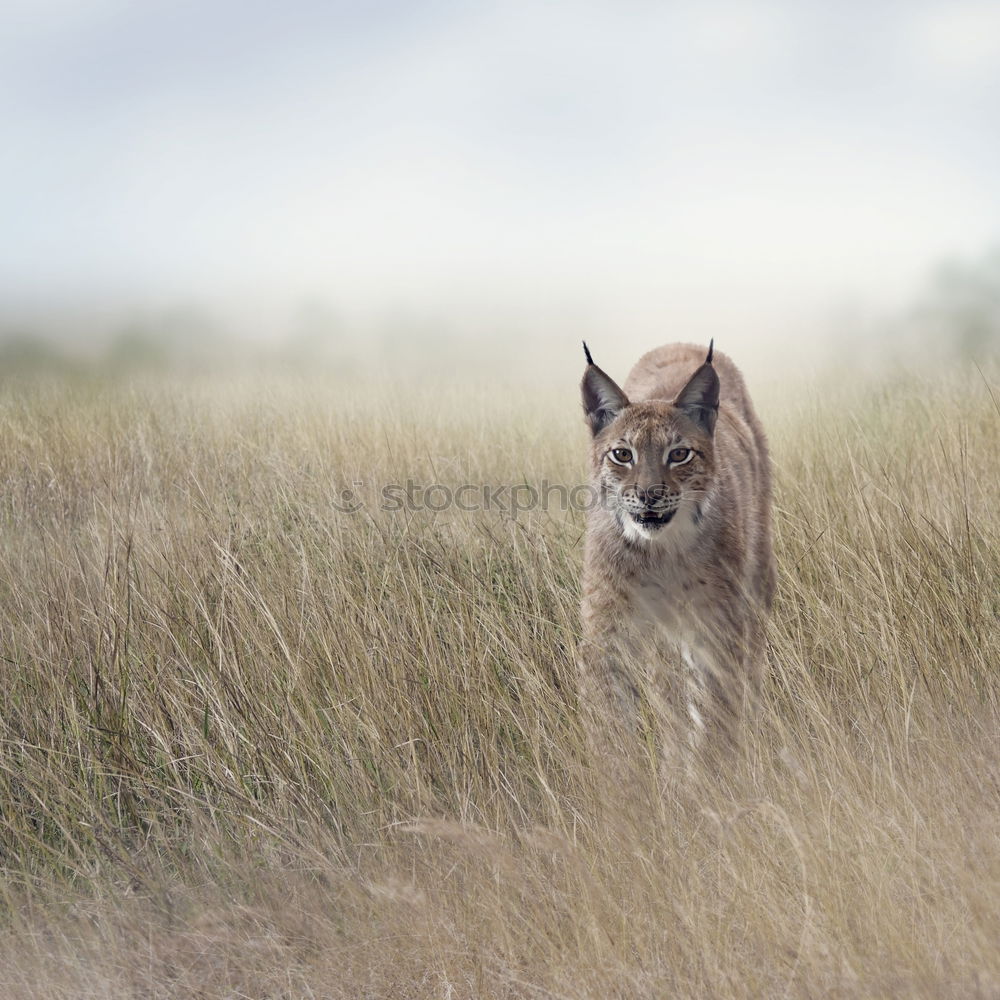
0 365 997 998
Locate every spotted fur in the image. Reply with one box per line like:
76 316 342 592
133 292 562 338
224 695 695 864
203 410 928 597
579 341 775 763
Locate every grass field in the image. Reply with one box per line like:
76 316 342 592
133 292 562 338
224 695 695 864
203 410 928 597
0 364 997 998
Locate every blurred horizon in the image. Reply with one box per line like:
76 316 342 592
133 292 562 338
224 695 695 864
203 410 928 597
3 0 1000 378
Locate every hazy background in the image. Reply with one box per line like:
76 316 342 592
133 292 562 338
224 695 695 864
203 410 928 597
3 0 999 380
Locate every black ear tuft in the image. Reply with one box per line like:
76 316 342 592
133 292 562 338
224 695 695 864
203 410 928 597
582 341 594 366
705 339 714 365
581 353 629 437
674 356 720 435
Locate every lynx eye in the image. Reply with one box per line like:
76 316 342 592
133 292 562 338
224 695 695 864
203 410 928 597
668 447 693 465
609 447 633 465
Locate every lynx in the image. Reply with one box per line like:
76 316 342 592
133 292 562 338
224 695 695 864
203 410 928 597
579 341 775 761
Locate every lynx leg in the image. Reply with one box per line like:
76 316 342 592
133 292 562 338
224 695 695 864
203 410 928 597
578 633 643 758
683 627 747 763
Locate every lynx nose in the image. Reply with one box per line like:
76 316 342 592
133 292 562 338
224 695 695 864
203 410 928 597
634 484 671 507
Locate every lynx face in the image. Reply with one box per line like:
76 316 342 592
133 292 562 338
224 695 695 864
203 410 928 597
594 403 715 543
582 342 720 545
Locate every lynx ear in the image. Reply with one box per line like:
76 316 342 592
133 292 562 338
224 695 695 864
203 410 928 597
581 341 629 436
674 341 719 435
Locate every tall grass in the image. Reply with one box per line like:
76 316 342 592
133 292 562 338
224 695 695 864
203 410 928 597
0 367 997 998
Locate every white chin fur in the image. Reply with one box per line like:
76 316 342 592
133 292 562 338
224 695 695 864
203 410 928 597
621 516 656 544
619 500 702 548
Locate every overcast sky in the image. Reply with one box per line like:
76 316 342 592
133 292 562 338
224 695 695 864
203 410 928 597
3 0 999 353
